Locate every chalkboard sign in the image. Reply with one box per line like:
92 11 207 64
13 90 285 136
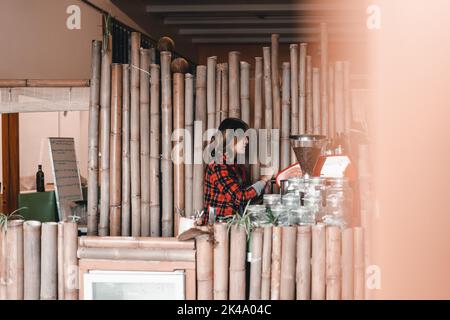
48 137 83 221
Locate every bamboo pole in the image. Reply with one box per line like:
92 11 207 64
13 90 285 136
261 226 272 300
252 57 263 182
40 222 58 300
25 79 90 87
150 64 161 236
290 44 299 164
221 63 229 121
0 79 27 87
193 65 207 214
196 234 213 299
280 226 296 300
185 73 194 218
326 226 341 300
249 228 263 300
207 56 217 130
228 51 241 118
296 225 311 300
215 64 222 128
57 222 64 300
6 220 24 300
344 61 352 135
299 43 307 135
77 247 195 261
334 61 345 136
87 40 102 236
263 47 273 173
281 62 291 170
130 32 141 236
229 224 246 300
99 35 112 236
161 50 173 237
328 65 335 139
354 227 365 300
271 34 281 174
149 47 156 64
79 236 195 249
240 61 251 124
320 22 329 137
312 67 321 135
109 64 123 236
139 49 151 237
311 223 326 300
213 223 229 300
23 221 41 300
270 226 282 300
0 225 6 299
122 64 131 236
306 55 313 134
342 228 354 300
63 221 78 300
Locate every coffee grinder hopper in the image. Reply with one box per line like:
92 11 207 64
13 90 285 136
290 135 327 178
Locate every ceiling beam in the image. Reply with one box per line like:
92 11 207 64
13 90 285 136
191 37 367 44
164 16 363 25
179 27 365 36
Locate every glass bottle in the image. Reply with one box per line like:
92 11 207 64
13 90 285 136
36 164 45 192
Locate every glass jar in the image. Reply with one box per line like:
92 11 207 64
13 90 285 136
290 207 315 226
281 193 300 209
322 177 353 227
268 204 288 226
263 194 281 207
247 205 268 227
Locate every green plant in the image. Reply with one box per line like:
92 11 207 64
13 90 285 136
224 200 253 240
263 207 278 226
0 207 28 231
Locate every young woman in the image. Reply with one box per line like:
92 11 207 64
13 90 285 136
203 118 273 222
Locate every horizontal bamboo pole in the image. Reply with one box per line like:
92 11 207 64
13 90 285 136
249 228 263 300
342 228 354 300
311 223 326 300
77 247 195 262
24 221 41 300
280 226 297 300
79 236 195 250
229 224 247 300
196 234 213 299
0 79 27 87
213 223 229 300
6 220 24 300
0 79 89 87
326 226 341 300
270 226 282 300
296 226 311 300
40 222 58 300
261 226 272 300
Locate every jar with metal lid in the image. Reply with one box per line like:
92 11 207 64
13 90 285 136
247 205 268 227
267 204 288 226
290 207 315 226
323 177 353 227
281 193 300 209
263 194 281 207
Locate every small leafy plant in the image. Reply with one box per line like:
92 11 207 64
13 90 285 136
0 207 28 231
224 200 253 240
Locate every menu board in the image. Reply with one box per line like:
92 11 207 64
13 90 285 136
48 137 83 221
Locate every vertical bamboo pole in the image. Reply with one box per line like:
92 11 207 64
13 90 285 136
290 44 299 164
40 222 58 300
312 68 321 135
196 234 213 300
161 51 173 237
99 35 112 236
173 67 186 236
215 64 222 128
296 225 311 300
240 61 251 124
6 220 24 300
110 64 123 236
185 73 194 218
252 57 263 182
0 225 6 299
149 47 156 64
228 51 241 118
263 47 273 173
328 64 335 139
57 222 64 300
344 61 352 135
326 226 341 300
213 223 229 300
140 49 151 237
306 56 313 134
122 64 131 236
87 40 102 236
281 62 291 170
221 63 229 121
261 226 272 300
280 226 297 300
334 61 345 136
270 226 282 300
193 65 207 214
311 223 326 300
23 221 41 300
342 228 354 300
130 32 141 236
320 22 329 137
63 221 78 300
150 64 161 236
354 227 365 300
249 228 263 300
299 43 308 135
207 56 217 129
271 34 281 174
229 224 246 300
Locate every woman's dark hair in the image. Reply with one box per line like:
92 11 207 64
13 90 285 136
210 118 249 162
218 118 249 133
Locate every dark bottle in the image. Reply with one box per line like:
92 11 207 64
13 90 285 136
36 164 45 192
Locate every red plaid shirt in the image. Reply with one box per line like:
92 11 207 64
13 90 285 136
203 161 256 222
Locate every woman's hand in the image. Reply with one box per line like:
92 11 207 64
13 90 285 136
260 175 273 183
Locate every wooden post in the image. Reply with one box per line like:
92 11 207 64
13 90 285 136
215 64 222 128
252 57 263 182
99 35 112 236
296 225 311 300
196 234 213 300
342 228 354 300
271 34 281 174
87 40 102 236
281 62 291 170
214 223 229 300
312 67 321 135
221 63 229 121
306 56 313 134
354 227 365 300
311 223 326 300
24 221 41 300
344 61 352 135
150 64 161 236
320 23 329 137
290 44 299 164
263 47 273 174
299 43 307 135
121 64 131 236
207 56 217 129
63 221 78 300
261 226 272 300
229 225 246 300
280 226 297 300
249 228 263 300
161 51 173 237
334 61 345 136
40 222 58 300
228 51 241 118
328 65 335 139
109 63 123 236
185 73 194 218
326 226 341 300
130 32 141 236
270 226 282 300
57 222 64 300
240 61 251 124
140 49 151 237
6 220 24 300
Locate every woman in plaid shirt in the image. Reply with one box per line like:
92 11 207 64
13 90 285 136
203 118 273 223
